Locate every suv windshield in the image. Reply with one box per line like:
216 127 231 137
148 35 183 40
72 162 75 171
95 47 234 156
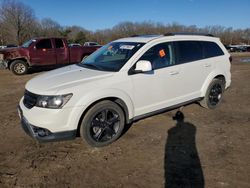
79 42 144 72
21 39 36 48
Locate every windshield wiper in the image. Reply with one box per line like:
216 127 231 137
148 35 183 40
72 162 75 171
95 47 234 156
82 63 101 70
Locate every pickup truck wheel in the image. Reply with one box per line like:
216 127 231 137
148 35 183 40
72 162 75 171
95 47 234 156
80 100 125 147
10 60 28 75
200 79 225 109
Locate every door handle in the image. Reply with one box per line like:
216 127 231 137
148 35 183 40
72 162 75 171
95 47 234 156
170 71 179 75
204 63 211 67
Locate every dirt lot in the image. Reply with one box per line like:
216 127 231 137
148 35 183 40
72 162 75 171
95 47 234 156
0 55 250 188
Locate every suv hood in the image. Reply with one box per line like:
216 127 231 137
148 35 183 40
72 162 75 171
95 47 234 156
26 65 114 95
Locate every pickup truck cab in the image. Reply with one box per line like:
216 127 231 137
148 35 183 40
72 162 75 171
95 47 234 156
0 37 100 75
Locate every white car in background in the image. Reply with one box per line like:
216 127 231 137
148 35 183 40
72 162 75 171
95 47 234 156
84 42 100 46
68 43 82 47
18 33 231 147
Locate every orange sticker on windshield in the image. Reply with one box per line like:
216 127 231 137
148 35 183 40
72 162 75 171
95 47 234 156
159 49 166 57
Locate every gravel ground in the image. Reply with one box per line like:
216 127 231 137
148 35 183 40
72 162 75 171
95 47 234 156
0 55 249 188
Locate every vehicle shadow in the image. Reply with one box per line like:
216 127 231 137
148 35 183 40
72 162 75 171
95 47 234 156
165 111 204 188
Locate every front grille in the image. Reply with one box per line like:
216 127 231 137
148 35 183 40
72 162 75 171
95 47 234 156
23 90 38 109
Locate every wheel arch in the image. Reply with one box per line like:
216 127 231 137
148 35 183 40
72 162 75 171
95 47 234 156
201 72 226 96
214 74 226 84
76 96 133 137
8 58 29 69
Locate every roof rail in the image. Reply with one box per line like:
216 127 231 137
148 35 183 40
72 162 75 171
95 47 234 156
130 35 139 37
164 32 214 37
129 34 162 38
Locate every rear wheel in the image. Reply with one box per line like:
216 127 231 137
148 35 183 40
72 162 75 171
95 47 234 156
80 100 125 147
10 60 28 75
200 78 225 109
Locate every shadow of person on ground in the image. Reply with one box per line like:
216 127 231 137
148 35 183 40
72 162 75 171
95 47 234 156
165 111 204 188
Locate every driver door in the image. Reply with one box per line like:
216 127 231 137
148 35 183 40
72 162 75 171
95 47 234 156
130 42 182 117
29 39 56 65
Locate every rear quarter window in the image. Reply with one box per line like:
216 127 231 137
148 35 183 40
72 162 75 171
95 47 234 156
202 41 224 58
175 40 225 64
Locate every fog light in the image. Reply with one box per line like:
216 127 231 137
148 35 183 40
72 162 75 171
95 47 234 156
32 126 51 137
37 129 46 137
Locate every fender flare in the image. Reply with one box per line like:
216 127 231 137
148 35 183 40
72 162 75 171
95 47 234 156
74 88 135 127
8 57 30 69
201 71 226 96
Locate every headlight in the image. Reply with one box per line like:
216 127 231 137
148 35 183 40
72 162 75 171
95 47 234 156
36 93 73 109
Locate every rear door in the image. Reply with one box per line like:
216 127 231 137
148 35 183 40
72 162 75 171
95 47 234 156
29 39 56 65
173 40 212 98
54 38 69 64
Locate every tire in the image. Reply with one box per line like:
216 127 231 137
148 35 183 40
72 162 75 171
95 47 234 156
80 100 125 147
200 78 225 109
10 60 28 75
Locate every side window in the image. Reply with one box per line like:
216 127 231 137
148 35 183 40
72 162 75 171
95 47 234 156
55 39 64 48
139 42 175 70
175 41 203 64
202 41 224 58
36 39 52 49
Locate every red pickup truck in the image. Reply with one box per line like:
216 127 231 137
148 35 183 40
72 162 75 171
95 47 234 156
0 37 100 75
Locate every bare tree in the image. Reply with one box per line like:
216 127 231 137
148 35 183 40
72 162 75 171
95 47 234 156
64 25 90 43
0 0 250 46
39 18 62 37
242 29 250 45
0 20 5 45
0 0 37 45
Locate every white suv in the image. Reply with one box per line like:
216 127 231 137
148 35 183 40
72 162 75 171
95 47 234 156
18 33 231 147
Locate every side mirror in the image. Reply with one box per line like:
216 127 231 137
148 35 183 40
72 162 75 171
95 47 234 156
135 60 152 73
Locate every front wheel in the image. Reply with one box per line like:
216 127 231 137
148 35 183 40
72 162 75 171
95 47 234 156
10 60 28 75
80 100 125 147
200 78 225 109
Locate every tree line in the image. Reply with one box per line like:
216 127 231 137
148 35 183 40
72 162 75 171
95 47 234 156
1 0 250 46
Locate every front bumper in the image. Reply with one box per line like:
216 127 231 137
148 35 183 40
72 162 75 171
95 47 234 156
17 105 77 142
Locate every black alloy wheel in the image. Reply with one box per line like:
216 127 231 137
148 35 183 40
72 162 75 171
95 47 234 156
208 83 223 107
200 78 225 109
81 100 125 147
90 109 120 142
